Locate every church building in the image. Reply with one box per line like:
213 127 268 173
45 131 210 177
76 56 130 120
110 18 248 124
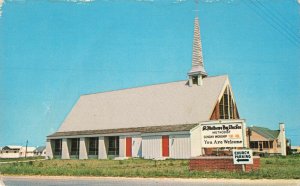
46 16 240 160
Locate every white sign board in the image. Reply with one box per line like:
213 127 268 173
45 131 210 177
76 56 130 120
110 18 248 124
233 149 253 164
201 122 244 148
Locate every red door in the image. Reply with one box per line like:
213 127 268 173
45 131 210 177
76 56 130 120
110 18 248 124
126 137 132 157
162 135 169 157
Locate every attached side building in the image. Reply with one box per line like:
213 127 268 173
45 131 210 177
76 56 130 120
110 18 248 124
247 123 287 156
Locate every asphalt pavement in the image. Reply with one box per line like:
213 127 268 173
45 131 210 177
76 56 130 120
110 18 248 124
1 176 300 186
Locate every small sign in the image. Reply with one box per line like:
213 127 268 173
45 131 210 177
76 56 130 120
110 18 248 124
233 149 253 164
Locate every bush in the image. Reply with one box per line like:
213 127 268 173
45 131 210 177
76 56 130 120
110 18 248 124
265 160 272 164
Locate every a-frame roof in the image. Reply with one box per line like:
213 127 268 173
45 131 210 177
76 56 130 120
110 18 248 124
57 75 230 132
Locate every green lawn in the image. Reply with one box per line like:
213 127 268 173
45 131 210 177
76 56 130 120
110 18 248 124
0 156 44 162
0 155 299 179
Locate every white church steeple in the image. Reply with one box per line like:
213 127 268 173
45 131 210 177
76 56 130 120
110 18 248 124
188 16 207 86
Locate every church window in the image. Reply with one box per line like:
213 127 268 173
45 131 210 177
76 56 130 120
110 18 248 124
192 76 198 85
219 97 224 119
229 91 234 118
88 137 99 156
108 136 119 156
219 86 236 119
70 138 80 156
224 89 229 119
54 139 62 156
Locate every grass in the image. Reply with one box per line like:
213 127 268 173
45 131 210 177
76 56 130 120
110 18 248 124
0 156 299 179
0 156 44 162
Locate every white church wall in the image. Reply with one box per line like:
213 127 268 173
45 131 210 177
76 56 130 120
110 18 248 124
119 136 126 158
190 125 202 157
142 135 162 159
132 136 142 158
98 136 107 159
61 138 70 159
169 134 191 159
46 139 54 159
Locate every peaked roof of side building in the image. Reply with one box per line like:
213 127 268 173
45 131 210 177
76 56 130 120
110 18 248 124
2 145 22 150
34 146 46 152
57 75 229 132
249 126 280 140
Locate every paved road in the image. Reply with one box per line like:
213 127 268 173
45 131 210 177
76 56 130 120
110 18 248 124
1 176 300 186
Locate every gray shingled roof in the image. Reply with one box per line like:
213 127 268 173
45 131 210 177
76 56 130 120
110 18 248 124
249 126 280 140
34 146 46 152
189 17 206 76
48 123 198 138
57 75 229 132
2 146 22 150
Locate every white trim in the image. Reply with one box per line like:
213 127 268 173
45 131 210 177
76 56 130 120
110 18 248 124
48 130 193 139
200 119 245 125
141 131 190 137
47 132 141 139
190 124 200 132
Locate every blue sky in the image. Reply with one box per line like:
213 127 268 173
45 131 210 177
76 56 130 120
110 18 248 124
0 0 299 147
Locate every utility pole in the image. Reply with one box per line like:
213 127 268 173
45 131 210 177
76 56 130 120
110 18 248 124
25 140 28 158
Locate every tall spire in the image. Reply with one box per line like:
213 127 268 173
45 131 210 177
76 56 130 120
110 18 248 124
188 16 207 86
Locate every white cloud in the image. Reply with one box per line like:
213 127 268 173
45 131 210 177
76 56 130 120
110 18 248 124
201 0 219 3
53 0 95 3
43 102 52 115
134 0 154 2
173 0 187 4
201 0 234 3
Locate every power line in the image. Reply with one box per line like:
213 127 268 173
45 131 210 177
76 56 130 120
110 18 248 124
248 0 300 46
250 0 300 45
244 0 300 47
256 0 298 37
252 0 300 44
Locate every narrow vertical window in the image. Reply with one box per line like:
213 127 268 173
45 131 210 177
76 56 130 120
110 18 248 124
54 139 62 156
229 91 233 119
108 136 119 156
224 88 229 119
70 138 80 156
88 137 99 156
218 86 238 120
219 97 224 119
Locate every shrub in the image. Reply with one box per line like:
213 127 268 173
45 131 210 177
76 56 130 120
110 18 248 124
265 160 272 164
